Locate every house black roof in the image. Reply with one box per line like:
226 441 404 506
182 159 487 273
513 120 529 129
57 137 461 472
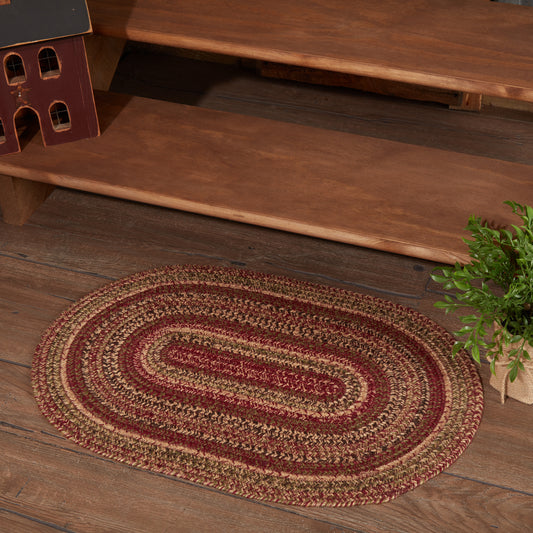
0 0 92 50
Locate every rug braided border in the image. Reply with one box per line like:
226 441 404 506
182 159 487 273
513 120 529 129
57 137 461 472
32 265 484 506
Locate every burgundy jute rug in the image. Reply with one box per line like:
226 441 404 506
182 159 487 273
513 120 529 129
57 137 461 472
32 265 483 506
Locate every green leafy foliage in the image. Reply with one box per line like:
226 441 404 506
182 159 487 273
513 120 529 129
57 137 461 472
431 201 533 381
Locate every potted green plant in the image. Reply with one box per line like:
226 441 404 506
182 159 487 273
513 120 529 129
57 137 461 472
431 200 533 404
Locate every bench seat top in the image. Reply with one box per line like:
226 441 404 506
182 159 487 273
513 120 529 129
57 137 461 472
87 0 533 102
1 91 531 264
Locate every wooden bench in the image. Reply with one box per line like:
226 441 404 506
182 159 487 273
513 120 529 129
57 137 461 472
1 0 532 264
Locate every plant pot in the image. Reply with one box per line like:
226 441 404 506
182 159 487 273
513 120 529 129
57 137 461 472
489 338 533 405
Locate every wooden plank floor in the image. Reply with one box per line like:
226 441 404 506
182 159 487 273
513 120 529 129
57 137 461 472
1 188 533 533
2 50 533 532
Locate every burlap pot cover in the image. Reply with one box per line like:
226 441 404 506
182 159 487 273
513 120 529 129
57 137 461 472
489 336 533 405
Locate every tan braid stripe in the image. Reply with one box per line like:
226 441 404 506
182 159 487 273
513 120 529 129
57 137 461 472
32 265 483 506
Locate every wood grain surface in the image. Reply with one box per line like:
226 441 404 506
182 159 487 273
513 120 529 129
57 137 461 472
87 0 533 101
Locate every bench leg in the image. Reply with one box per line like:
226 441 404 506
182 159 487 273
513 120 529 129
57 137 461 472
451 92 483 111
0 175 54 225
84 35 127 91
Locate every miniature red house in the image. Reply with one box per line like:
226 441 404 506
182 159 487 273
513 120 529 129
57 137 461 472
0 0 99 156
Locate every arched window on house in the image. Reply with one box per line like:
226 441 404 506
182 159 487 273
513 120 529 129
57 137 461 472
0 118 5 144
49 102 71 131
4 53 26 84
38 48 61 78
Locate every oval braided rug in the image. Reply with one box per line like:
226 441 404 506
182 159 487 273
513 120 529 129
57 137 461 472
32 265 483 506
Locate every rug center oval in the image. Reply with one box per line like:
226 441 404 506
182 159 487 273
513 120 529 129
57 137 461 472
152 327 350 404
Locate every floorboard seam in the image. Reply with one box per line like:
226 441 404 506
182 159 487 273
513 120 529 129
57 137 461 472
267 263 424 299
442 471 533 497
0 251 117 281
0 357 31 368
0 506 76 533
